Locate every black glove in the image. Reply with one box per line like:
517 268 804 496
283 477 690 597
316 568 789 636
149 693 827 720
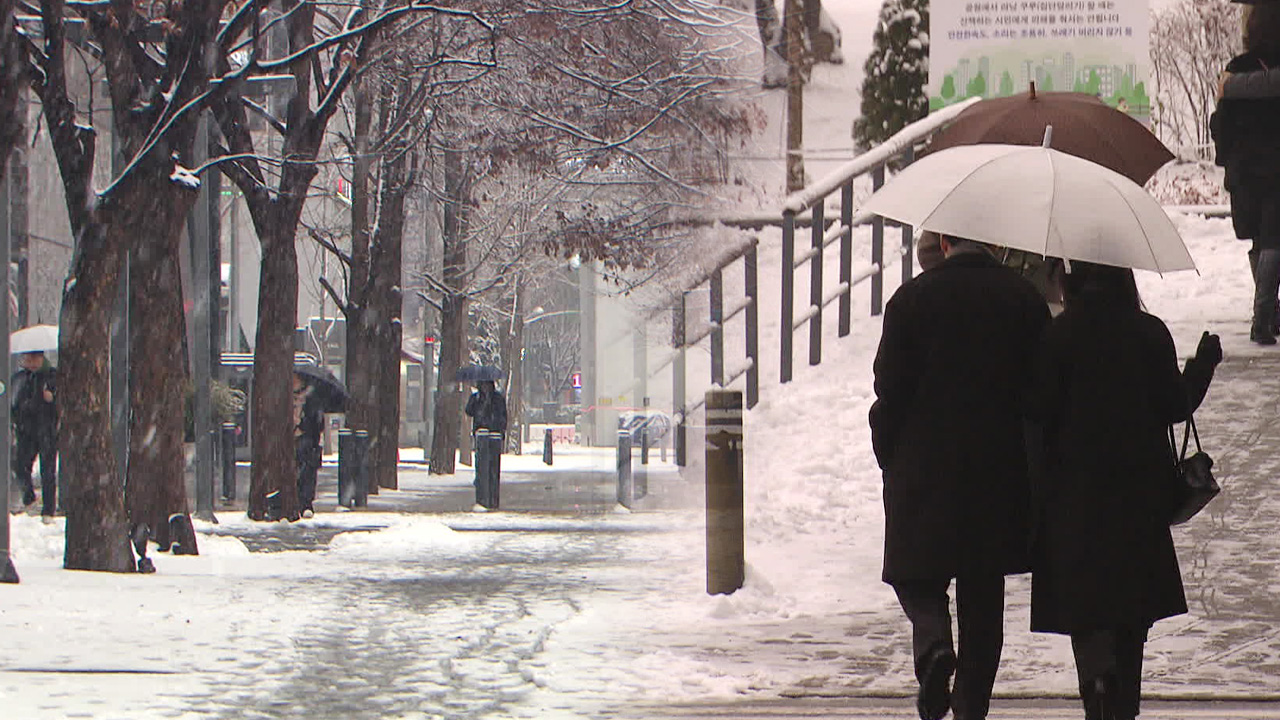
1195 331 1223 367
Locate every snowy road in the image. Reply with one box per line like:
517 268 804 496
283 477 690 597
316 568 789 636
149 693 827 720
2 462 699 720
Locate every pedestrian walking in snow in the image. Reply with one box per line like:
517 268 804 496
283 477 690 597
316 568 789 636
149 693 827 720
1211 5 1280 344
293 372 324 518
11 350 57 518
465 380 507 510
869 234 1050 720
1025 263 1220 720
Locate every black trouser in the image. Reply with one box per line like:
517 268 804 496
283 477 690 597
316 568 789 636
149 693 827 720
1071 626 1147 720
475 430 502 509
296 437 321 512
1248 246 1280 339
13 429 57 516
893 575 1006 719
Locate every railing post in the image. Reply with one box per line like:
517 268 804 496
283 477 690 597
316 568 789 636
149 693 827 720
705 389 744 595
839 179 853 337
781 210 795 383
710 267 724 386
745 245 759 409
673 292 688 467
809 199 824 366
901 145 915 286
871 165 886 316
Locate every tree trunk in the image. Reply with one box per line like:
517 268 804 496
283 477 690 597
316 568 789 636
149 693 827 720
344 77 377 488
126 202 194 552
248 205 304 520
429 292 465 474
428 147 469 475
784 0 806 194
61 221 134 572
0 0 22 178
370 150 410 490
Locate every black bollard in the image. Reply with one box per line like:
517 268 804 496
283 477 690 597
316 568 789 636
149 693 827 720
616 429 633 508
543 428 554 466
675 416 686 467
338 429 355 508
353 430 370 508
705 390 744 595
220 422 238 502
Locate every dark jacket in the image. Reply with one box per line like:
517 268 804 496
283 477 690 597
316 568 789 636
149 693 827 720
11 366 56 437
1026 303 1214 634
1211 52 1280 247
870 250 1051 583
465 389 507 434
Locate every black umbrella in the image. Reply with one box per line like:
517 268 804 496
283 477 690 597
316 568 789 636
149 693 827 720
294 363 348 413
455 364 502 383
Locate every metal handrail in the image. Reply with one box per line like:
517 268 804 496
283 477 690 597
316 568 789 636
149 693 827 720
779 99 980 383
782 98 980 215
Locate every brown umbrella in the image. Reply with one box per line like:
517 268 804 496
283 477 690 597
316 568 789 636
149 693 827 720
923 89 1174 185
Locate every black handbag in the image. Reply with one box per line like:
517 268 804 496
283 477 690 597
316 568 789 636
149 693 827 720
1168 415 1219 526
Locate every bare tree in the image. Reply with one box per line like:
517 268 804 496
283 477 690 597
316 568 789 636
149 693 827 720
1151 0 1242 159
0 0 23 178
212 2 492 520
22 0 229 571
752 0 843 88
412 0 758 471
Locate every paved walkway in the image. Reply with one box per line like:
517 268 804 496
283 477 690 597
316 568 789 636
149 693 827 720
615 352 1280 718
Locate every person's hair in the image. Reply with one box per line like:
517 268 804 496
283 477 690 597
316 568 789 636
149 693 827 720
1061 262 1143 312
1245 5 1280 57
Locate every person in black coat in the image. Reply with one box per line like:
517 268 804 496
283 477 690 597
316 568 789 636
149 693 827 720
1026 263 1221 720
1210 5 1280 344
11 351 57 517
465 380 507 510
870 236 1051 720
293 372 324 518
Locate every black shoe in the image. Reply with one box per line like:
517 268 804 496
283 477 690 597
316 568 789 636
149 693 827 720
21 490 36 507
917 645 956 720
1252 328 1278 345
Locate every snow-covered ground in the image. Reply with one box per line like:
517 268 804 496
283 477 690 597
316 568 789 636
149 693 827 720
1 1 1260 717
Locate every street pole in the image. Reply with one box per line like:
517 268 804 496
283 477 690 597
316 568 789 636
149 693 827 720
190 113 216 523
1 159 18 583
109 129 128 515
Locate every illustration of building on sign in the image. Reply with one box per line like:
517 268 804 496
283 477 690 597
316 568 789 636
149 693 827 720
931 50 1149 121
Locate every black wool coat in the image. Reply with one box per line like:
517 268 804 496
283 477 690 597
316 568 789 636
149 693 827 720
1026 304 1207 634
870 251 1051 584
1211 52 1280 248
466 390 508 434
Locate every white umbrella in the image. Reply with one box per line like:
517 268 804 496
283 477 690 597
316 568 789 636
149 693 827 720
10 324 59 355
860 143 1196 274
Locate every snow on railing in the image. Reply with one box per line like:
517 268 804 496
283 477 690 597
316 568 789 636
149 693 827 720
779 98 981 384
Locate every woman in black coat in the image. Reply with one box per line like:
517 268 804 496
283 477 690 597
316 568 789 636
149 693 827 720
1210 5 1280 344
1026 263 1221 720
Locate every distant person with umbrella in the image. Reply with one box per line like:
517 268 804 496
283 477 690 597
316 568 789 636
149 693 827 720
461 365 506 511
1212 3 1280 344
11 351 57 517
292 364 345 518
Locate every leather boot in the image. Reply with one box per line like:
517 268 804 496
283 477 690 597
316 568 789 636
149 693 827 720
1252 249 1280 344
